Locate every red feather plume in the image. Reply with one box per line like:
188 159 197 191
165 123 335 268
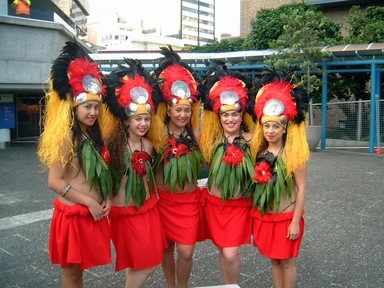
160 64 198 103
255 80 297 121
209 76 248 114
68 57 106 98
117 74 154 109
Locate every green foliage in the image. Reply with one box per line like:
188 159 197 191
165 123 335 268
346 6 384 43
189 38 246 53
266 5 341 79
187 3 381 106
244 3 309 50
244 3 342 50
327 73 370 101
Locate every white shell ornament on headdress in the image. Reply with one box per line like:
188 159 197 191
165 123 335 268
219 91 241 113
74 92 87 104
220 91 239 105
263 99 285 116
131 86 149 104
83 75 102 95
126 86 151 117
171 80 191 99
262 99 288 125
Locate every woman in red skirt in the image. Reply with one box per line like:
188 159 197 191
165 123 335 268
199 63 255 285
38 41 113 287
104 58 167 288
149 46 204 288
249 67 310 288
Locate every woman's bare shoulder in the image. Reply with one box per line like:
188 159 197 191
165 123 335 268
243 132 252 142
142 137 153 154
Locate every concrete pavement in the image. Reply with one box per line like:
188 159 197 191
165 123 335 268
0 143 383 287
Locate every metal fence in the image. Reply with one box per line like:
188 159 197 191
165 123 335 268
310 99 383 149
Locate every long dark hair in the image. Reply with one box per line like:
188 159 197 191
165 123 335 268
106 121 129 172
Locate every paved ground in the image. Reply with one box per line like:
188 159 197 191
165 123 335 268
0 143 383 288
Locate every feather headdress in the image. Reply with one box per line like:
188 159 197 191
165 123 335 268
250 67 310 175
103 58 162 142
153 45 200 106
51 40 105 105
38 39 107 167
105 58 161 121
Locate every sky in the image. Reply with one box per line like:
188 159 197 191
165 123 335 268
89 0 240 38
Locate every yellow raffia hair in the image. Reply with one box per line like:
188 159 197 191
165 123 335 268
37 88 74 168
243 112 255 134
147 102 167 153
284 121 310 176
250 121 264 161
199 110 223 163
98 104 119 141
191 102 201 130
250 121 310 177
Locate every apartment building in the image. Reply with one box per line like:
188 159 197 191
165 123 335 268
181 0 215 46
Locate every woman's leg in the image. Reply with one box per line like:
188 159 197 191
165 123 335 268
62 264 83 288
271 259 283 288
125 266 157 288
176 243 195 288
218 246 241 284
161 241 176 288
280 257 296 288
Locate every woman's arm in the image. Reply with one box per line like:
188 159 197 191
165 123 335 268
48 162 106 221
287 163 307 240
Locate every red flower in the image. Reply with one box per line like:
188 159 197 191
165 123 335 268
253 161 272 184
173 143 189 158
131 151 151 177
222 145 244 167
101 144 110 165
165 137 189 162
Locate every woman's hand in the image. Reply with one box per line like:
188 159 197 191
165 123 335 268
287 221 300 240
88 199 105 221
101 198 111 217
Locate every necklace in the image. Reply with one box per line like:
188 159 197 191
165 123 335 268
127 137 143 153
265 145 284 157
167 125 187 139
80 130 90 140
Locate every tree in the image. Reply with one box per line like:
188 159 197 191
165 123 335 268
244 3 308 50
346 5 384 43
260 3 342 108
188 38 245 53
244 3 342 51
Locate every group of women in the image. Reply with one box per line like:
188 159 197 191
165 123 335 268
38 41 310 288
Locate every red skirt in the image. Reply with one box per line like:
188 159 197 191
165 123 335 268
203 188 252 248
251 209 305 259
49 199 112 270
157 188 204 245
109 196 168 271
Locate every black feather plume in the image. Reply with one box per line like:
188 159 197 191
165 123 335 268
50 39 92 101
153 45 200 85
105 58 162 120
